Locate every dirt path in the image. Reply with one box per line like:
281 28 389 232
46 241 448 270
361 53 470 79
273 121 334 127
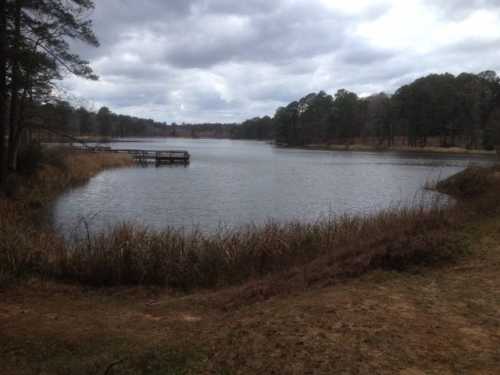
1 218 500 374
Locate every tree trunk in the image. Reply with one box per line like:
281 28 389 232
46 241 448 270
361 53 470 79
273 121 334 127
0 0 7 183
10 89 29 171
7 0 22 171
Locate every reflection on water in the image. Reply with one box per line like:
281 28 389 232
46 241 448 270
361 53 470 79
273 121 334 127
51 138 496 237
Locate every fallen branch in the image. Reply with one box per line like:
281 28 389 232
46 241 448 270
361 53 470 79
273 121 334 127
103 358 126 375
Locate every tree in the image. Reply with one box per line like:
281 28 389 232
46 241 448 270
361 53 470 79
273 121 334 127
364 93 392 145
330 89 360 143
76 107 92 135
232 116 274 140
0 0 6 182
1 0 99 175
97 106 112 137
274 102 299 146
298 91 334 143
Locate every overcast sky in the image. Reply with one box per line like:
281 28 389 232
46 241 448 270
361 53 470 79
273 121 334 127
62 0 500 123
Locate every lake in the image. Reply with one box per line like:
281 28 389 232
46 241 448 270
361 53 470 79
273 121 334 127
51 138 496 238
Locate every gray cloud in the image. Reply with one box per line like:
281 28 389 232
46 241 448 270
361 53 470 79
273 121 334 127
427 0 500 19
62 0 500 123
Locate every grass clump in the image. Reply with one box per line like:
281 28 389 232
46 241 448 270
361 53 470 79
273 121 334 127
48 204 467 292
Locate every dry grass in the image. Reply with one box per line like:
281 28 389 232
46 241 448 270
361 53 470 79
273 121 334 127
0 148 133 286
1 200 470 296
49 205 466 293
22 148 133 205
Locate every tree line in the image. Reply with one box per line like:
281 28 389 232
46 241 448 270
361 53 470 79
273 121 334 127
36 101 239 139
242 71 500 149
36 101 172 138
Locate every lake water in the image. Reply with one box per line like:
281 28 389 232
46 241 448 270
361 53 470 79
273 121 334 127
51 138 496 237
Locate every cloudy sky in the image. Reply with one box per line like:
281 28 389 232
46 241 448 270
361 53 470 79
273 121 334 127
62 0 500 123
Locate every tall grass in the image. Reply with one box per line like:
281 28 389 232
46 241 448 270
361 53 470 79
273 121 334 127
9 203 467 291
0 148 133 286
22 148 133 205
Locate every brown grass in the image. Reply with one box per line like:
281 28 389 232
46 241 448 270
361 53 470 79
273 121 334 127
50 205 466 293
0 148 133 286
21 148 133 205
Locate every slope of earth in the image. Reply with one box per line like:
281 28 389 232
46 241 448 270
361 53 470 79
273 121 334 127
1 216 500 374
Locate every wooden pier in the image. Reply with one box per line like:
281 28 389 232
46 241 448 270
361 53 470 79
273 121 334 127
123 149 190 165
74 146 190 165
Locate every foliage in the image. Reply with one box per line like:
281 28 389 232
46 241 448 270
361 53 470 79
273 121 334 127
231 116 274 140
267 71 500 149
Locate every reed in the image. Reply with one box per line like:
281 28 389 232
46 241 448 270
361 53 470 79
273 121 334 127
0 148 133 286
22 148 133 205
45 202 465 291
1 201 469 291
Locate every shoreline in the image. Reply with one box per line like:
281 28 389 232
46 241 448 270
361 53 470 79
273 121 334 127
293 143 498 156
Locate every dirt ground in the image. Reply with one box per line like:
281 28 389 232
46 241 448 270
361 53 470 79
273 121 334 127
1 217 500 374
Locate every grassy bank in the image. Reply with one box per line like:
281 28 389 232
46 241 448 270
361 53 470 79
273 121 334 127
0 148 133 286
5 147 133 206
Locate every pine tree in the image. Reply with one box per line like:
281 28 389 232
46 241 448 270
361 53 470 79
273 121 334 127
2 0 99 173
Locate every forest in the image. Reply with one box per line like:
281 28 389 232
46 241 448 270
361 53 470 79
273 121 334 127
42 70 500 152
236 71 500 150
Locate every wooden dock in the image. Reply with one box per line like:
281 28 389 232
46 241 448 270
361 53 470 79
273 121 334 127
74 146 190 165
123 150 190 165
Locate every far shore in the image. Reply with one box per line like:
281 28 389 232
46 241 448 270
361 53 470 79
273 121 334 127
290 143 498 157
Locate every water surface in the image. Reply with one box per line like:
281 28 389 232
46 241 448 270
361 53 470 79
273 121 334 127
52 138 496 237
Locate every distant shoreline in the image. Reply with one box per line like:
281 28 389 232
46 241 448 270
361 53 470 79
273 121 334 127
281 143 498 157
